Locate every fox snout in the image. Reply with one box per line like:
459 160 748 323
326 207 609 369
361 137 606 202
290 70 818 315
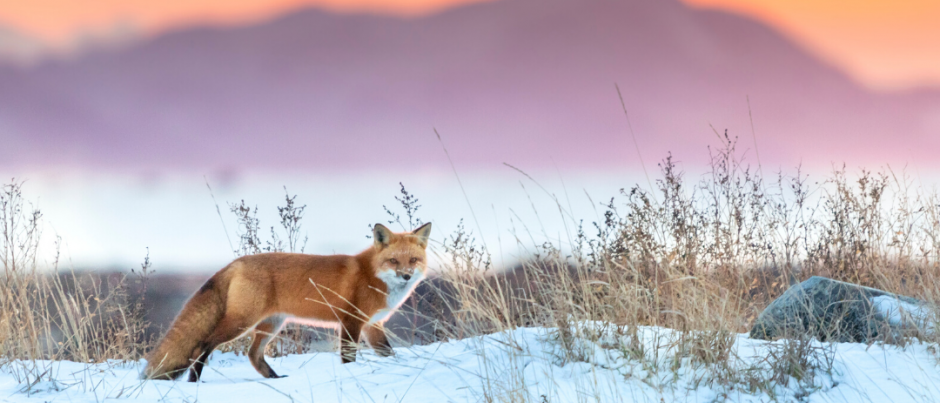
394 270 415 283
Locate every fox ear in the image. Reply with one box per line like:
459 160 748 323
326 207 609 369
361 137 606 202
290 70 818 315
373 224 392 249
412 222 432 248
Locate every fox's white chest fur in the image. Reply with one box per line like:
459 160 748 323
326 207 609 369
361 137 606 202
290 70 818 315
369 270 425 325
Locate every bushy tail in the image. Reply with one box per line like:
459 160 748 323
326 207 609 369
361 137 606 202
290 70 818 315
142 275 227 380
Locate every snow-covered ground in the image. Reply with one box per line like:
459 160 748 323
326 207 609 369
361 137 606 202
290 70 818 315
2 326 940 402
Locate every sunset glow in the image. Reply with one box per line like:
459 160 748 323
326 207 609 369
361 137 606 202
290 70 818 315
0 0 937 89
682 0 940 89
0 0 490 43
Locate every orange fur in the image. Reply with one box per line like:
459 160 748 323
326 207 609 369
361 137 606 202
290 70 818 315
142 223 431 381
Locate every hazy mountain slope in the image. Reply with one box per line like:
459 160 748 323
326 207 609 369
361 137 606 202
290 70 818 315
0 0 937 171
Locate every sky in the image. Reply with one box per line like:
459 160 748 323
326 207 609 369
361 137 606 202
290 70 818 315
0 0 937 90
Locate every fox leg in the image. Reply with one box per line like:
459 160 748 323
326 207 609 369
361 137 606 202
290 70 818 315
339 316 363 363
364 324 394 357
188 344 211 382
248 315 286 379
188 316 253 382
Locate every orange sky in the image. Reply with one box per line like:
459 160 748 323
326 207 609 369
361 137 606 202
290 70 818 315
683 0 940 90
0 0 937 90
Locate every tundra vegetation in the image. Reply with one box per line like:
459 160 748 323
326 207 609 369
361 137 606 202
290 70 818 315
2 135 939 400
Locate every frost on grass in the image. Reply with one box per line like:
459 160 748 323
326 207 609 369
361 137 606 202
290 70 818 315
2 325 940 403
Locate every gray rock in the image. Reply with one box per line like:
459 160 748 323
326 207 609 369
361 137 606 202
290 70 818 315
750 276 928 342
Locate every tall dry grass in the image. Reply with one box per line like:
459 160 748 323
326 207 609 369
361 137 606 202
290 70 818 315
0 181 153 389
434 135 939 332
403 134 940 399
1 133 939 400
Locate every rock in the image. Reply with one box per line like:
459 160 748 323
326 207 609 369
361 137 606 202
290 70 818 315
750 276 931 342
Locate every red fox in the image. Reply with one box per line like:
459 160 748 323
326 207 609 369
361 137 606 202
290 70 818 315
142 223 431 381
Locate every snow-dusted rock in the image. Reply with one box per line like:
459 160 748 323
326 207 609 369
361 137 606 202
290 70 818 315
750 276 932 342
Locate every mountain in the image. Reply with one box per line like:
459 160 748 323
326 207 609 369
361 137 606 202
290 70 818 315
1 0 938 172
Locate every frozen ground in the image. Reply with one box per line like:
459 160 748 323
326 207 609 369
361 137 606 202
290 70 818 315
2 326 940 402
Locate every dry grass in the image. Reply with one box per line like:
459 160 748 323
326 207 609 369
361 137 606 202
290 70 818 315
0 181 153 389
404 134 940 400
2 134 939 401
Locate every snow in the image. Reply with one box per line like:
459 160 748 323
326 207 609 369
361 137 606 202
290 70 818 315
872 295 936 336
2 326 940 402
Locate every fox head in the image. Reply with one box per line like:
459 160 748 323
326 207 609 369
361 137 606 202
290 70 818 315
372 222 431 286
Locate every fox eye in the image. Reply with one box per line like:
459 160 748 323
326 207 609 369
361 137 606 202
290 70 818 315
409 257 418 264
389 258 399 265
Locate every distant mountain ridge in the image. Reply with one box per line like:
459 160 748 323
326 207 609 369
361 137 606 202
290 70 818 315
1 0 938 172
